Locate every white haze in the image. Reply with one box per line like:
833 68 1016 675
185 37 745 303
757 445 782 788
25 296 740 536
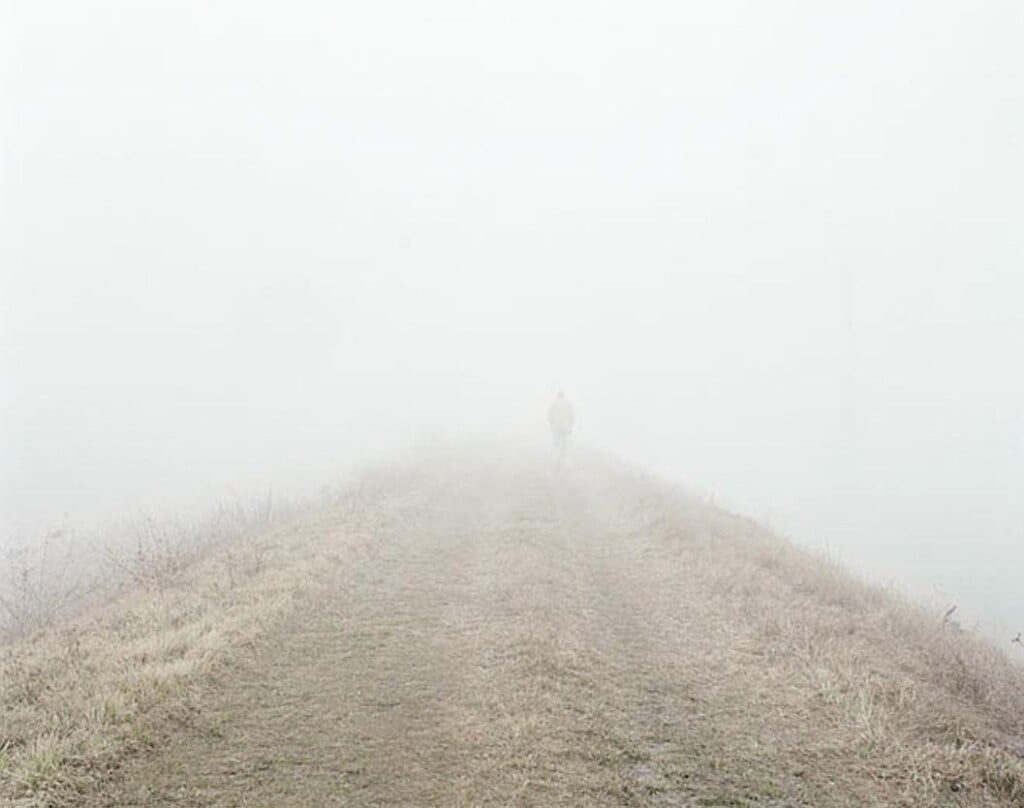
2 2 1022 632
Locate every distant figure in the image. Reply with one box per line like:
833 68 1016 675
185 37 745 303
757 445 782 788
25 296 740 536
548 391 575 462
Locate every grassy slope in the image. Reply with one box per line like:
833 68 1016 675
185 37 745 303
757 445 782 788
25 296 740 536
0 476 395 806
1 450 1022 806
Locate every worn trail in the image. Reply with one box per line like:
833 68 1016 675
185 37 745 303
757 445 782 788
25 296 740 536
97 460 853 807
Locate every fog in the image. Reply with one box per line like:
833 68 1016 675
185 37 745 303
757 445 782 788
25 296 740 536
2 2 1022 632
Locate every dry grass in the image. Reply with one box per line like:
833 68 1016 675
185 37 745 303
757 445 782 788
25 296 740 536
0 483 387 807
2 448 1023 806
617 462 1024 806
0 492 299 643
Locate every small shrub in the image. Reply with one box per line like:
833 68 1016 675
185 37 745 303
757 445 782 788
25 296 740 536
0 527 97 642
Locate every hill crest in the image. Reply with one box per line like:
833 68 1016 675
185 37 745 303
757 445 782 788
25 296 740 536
3 447 1023 806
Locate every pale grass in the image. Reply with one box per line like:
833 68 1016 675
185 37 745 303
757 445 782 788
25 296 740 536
3 449 1024 806
643 490 1024 803
0 486 383 807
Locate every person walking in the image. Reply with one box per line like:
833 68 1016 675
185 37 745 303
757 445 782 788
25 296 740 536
548 391 575 464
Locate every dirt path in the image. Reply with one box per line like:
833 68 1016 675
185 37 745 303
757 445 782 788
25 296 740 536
95 459 883 807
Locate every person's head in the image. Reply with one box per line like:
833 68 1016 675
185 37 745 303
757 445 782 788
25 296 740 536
556 390 565 399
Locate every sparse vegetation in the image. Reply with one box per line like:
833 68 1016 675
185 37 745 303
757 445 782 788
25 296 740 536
0 487 362 806
1 490 295 643
0 527 93 645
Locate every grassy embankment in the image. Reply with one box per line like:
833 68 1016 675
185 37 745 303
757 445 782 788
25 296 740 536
1 452 1023 806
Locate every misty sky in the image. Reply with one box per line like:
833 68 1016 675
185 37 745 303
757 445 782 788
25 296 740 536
2 2 1022 628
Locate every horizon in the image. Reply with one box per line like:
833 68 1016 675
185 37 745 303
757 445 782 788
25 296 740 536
2 1 1022 638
